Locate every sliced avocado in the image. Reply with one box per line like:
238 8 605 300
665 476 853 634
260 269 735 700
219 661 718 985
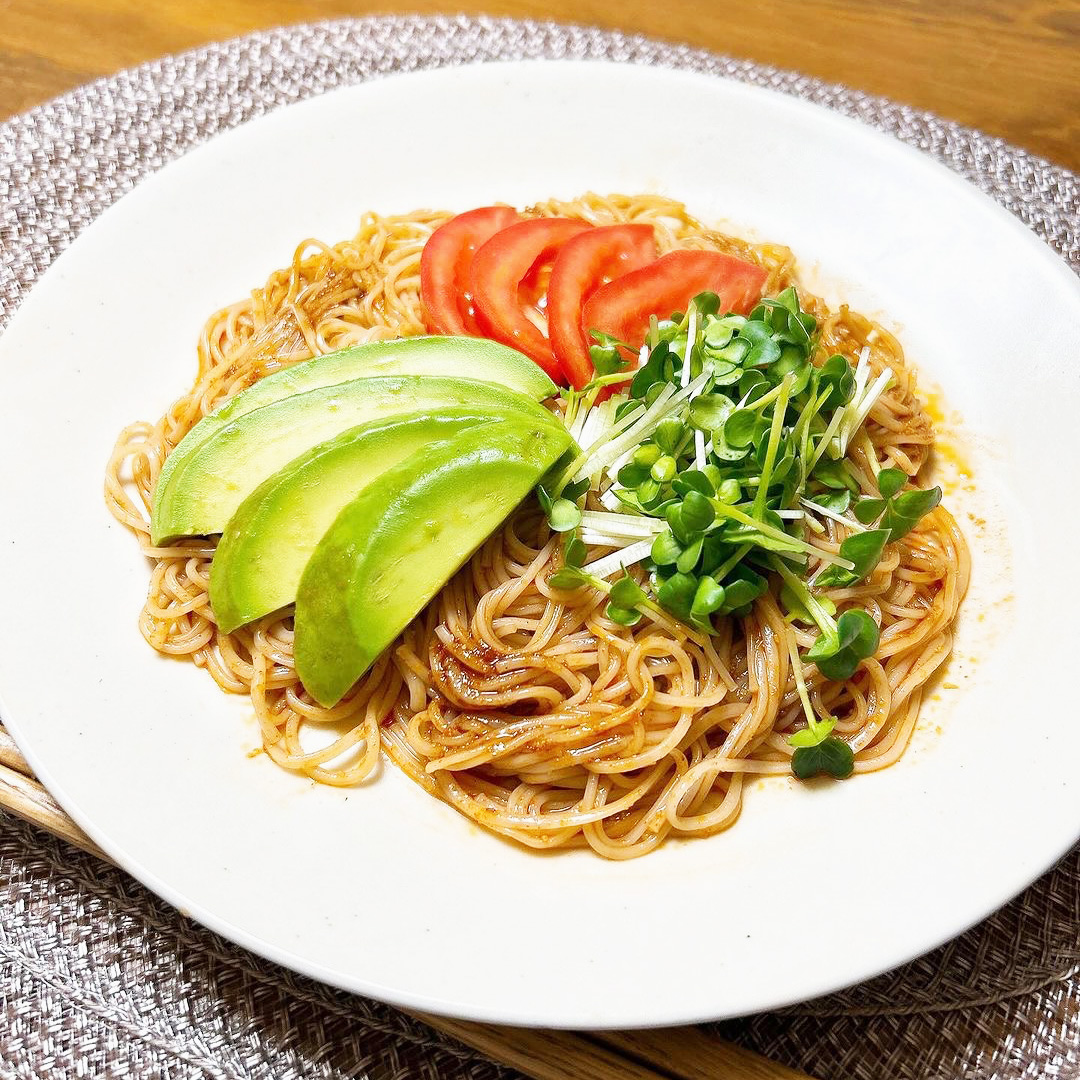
151 375 561 543
294 419 574 708
153 336 556 528
209 408 512 633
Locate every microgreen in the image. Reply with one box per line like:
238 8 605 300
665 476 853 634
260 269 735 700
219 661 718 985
537 481 586 533
671 469 715 497
688 394 731 432
817 354 855 410
812 458 856 491
791 738 856 780
806 609 881 680
815 528 890 587
547 499 583 532
689 575 726 629
676 537 704 574
606 572 648 626
782 632 854 779
679 490 716 533
807 490 851 514
780 581 837 625
630 342 672 398
769 555 877 681
588 330 632 375
546 533 589 588
555 286 932 783
656 571 698 621
650 530 682 566
545 567 585 589
547 537 655 627
723 408 758 448
854 467 943 542
752 371 794 519
716 564 768 615
651 454 678 483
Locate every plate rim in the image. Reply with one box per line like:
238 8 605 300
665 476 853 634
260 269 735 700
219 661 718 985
2 56 1079 1029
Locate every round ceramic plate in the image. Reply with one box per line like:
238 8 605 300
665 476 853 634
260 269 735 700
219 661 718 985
1 60 1078 1029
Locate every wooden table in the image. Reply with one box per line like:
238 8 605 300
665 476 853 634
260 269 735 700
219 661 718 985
0 4 1076 1079
1 0 1078 170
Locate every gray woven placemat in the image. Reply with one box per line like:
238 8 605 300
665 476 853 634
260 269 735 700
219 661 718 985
1 16 1078 1080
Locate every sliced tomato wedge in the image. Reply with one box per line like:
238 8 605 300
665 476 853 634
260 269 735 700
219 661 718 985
470 218 592 380
420 206 521 336
547 224 657 389
582 250 769 356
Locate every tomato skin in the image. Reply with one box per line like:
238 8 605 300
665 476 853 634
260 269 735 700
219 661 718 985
582 250 769 354
470 218 592 380
547 224 657 389
420 206 521 336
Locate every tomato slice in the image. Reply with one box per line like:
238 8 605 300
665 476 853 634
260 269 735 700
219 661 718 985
420 206 521 336
470 218 592 380
582 250 769 356
547 224 657 389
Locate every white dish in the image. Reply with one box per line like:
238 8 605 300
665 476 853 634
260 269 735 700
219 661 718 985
1 60 1078 1029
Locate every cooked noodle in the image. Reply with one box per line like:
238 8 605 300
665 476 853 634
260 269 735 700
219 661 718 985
105 194 969 858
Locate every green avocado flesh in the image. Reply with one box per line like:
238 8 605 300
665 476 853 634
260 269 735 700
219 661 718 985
151 336 556 541
208 408 515 633
294 419 574 708
151 375 560 543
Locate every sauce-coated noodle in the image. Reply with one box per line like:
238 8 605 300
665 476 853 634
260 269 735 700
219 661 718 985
105 194 969 858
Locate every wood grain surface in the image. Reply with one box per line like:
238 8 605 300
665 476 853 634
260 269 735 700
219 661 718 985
0 0 1078 171
0 5 1073 1079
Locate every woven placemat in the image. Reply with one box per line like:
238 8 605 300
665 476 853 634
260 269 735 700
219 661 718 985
1 16 1078 1080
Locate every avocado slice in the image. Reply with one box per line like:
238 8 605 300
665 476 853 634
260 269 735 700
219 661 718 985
153 336 556 536
209 408 514 633
151 375 561 543
293 419 574 708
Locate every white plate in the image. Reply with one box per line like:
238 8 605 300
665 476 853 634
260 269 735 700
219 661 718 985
1 60 1078 1029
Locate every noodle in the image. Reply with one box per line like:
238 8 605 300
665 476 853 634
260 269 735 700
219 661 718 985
104 194 970 858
